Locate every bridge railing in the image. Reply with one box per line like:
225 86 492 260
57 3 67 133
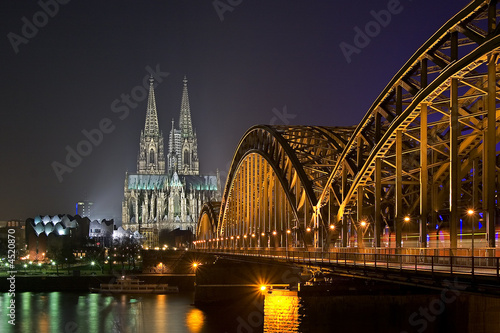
193 248 500 279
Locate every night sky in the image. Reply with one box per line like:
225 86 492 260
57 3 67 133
0 0 469 222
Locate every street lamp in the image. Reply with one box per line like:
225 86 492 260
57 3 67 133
467 209 475 257
52 261 58 275
91 261 103 274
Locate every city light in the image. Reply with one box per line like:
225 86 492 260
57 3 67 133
260 285 267 292
404 216 410 222
306 227 311 232
272 230 277 236
467 209 474 215
360 221 367 227
329 224 335 230
286 229 291 234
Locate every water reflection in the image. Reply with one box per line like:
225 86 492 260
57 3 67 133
186 308 206 333
263 290 300 333
4 289 498 332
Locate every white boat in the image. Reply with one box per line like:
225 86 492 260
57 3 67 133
90 276 179 294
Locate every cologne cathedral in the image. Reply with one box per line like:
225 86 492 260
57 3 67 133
122 76 221 246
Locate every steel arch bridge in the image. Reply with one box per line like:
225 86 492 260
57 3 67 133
196 0 500 254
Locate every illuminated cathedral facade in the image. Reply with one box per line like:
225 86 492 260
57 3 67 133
122 77 221 246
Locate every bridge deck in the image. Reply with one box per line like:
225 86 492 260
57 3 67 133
192 249 500 283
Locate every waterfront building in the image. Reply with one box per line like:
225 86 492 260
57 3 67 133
25 214 90 260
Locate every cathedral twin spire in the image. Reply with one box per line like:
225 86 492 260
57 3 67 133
144 77 160 137
179 76 194 139
138 76 198 176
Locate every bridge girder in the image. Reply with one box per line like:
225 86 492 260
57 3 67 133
197 1 500 252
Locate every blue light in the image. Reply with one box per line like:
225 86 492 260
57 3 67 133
75 203 78 214
479 221 483 229
459 219 463 239
435 224 439 230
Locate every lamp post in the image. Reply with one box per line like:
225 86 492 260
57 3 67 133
359 220 368 248
91 261 103 274
467 209 475 256
467 209 476 275
403 216 411 245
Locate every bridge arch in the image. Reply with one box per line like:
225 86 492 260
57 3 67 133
196 1 500 252
315 0 500 250
215 125 352 248
195 201 221 248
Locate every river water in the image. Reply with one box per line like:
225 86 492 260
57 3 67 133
1 290 499 332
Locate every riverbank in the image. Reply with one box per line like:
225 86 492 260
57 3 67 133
0 273 195 292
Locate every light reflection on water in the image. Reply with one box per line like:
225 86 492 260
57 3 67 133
2 292 211 333
3 289 499 332
263 290 300 333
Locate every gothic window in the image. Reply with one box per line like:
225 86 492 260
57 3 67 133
184 150 189 165
150 149 155 164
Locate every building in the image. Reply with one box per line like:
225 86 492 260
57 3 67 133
89 219 114 247
25 214 91 261
122 76 221 247
0 220 26 259
76 200 93 219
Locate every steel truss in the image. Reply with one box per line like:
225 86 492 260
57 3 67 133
196 1 500 253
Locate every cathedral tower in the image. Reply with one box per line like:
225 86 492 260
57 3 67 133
168 76 199 175
137 77 165 174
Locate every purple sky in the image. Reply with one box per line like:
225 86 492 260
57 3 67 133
0 0 469 222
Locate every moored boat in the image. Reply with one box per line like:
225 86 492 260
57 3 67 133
90 276 179 294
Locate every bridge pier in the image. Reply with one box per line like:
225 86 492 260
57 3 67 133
194 259 305 306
